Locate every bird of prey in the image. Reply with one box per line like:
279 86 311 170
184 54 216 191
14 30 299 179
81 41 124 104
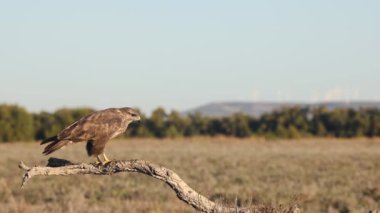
41 107 140 165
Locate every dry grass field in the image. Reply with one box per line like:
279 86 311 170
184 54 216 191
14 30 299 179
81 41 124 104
1 138 380 212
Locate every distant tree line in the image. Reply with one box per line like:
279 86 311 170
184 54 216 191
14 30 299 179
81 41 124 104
0 104 380 142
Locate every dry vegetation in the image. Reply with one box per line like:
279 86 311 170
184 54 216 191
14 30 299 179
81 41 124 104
1 138 380 212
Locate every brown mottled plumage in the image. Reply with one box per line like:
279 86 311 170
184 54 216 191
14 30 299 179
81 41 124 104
41 107 140 164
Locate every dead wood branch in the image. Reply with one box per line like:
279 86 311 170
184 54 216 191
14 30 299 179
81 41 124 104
18 158 299 213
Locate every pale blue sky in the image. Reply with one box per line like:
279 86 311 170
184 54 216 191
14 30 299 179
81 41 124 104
0 0 379 113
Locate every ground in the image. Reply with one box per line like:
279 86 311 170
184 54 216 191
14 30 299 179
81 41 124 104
1 138 380 212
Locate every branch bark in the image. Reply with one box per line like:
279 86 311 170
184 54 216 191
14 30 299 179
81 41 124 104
18 158 299 213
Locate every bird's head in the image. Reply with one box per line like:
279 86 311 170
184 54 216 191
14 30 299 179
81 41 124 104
121 107 141 122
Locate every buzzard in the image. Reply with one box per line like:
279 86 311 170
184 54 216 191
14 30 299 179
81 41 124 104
41 107 140 165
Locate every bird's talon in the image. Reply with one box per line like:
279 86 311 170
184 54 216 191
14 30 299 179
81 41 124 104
92 161 102 166
102 160 113 166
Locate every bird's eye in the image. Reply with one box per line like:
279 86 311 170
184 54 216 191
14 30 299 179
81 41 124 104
131 113 137 117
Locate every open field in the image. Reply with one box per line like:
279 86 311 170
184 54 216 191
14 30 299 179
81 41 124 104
1 138 380 212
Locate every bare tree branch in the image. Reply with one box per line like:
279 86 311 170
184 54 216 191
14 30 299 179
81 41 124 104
18 158 300 213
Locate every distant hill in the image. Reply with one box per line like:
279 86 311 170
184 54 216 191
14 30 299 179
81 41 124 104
185 101 380 117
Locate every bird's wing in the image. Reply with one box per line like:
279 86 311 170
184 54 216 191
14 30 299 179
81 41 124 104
58 108 125 142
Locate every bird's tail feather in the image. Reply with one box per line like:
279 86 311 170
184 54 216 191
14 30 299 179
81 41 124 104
42 140 68 155
40 135 58 145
